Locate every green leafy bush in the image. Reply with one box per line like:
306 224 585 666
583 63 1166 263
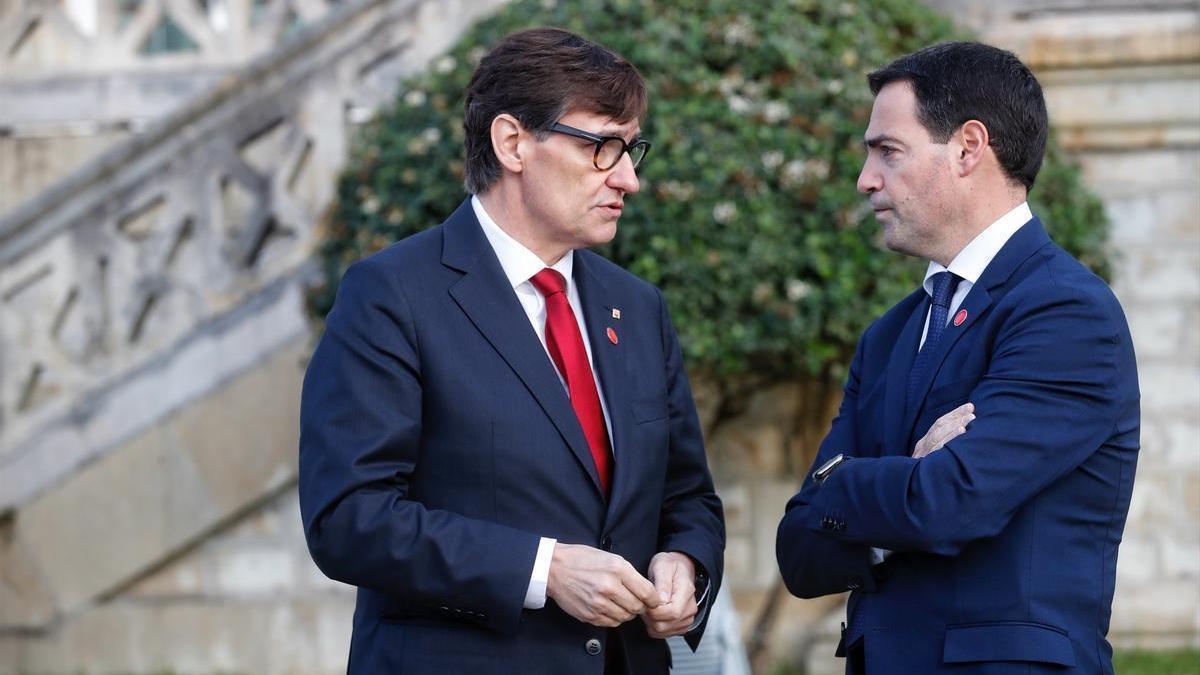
312 0 1111 387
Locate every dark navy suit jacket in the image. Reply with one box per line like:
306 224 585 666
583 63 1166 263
777 218 1140 674
299 199 724 675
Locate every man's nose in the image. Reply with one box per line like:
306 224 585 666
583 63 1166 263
857 160 880 194
607 153 640 194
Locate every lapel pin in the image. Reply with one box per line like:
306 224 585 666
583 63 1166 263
953 309 968 326
611 308 621 320
606 327 619 344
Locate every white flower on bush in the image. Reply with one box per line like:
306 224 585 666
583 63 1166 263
716 72 744 97
761 151 784 170
434 55 457 74
659 180 696 201
786 279 812 301
808 159 831 180
723 17 755 46
781 160 807 187
404 90 427 107
762 101 789 123
713 202 738 224
727 95 752 114
781 159 830 187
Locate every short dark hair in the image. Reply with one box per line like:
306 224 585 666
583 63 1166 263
462 27 648 194
868 41 1048 190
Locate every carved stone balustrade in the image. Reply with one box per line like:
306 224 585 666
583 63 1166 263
0 0 505 634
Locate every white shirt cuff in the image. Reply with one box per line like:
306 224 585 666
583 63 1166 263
523 537 556 609
871 547 891 565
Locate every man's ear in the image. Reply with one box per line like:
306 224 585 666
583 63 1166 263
956 119 990 178
490 113 526 174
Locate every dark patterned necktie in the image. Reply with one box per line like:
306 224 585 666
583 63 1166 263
907 271 961 402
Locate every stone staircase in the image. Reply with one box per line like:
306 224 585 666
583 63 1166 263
0 0 505 671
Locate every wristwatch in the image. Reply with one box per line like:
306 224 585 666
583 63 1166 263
812 453 848 485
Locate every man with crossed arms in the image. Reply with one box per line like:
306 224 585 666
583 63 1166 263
777 42 1139 675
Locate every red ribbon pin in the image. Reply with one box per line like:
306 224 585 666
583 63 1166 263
953 309 968 326
606 327 618 344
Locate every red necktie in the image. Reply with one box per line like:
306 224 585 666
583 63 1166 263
530 268 612 496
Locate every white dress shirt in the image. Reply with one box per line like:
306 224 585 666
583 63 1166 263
918 201 1033 348
872 201 1032 565
471 195 615 610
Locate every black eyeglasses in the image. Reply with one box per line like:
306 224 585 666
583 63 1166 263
548 122 652 171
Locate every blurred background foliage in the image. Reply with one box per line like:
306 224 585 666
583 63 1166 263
310 0 1111 398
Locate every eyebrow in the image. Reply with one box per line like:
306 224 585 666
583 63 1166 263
864 134 902 149
593 126 642 139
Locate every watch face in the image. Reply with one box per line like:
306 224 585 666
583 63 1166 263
814 453 844 480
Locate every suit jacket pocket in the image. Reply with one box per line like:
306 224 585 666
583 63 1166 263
925 377 977 412
629 396 669 424
943 621 1075 666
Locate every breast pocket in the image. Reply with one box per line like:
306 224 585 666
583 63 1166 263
629 396 669 424
922 376 977 421
911 377 978 449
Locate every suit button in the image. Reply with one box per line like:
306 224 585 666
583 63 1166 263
601 536 613 551
585 638 602 656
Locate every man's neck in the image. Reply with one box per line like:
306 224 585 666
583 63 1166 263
477 189 567 266
935 188 1027 267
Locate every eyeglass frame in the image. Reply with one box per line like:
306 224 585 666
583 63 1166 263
547 122 652 171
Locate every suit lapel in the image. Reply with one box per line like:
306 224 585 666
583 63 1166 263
896 217 1052 449
441 200 604 498
883 293 927 456
573 251 638 516
899 286 993 448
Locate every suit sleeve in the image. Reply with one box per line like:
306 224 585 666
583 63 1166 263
776 331 879 599
803 282 1135 556
298 259 540 634
652 289 726 648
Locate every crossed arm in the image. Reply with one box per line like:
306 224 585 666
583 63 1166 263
778 282 1129 598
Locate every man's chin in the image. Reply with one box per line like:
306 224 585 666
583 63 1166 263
880 225 910 255
586 220 619 247
882 232 924 259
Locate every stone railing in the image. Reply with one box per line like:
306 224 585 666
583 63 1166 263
0 0 341 75
1 0 347 213
0 0 509 636
0 0 505 516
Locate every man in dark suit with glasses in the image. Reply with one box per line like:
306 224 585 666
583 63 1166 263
299 27 724 675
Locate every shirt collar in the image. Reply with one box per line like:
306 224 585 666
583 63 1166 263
923 201 1032 295
472 194 574 289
